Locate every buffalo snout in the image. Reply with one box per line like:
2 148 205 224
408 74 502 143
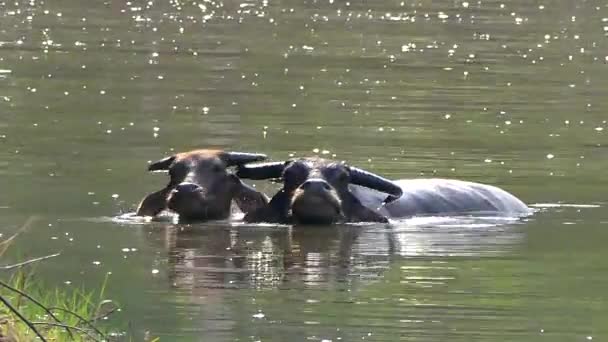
291 177 343 224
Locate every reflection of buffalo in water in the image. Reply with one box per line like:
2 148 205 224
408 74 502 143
151 217 525 292
135 149 268 221
155 224 366 290
142 205 526 342
237 157 531 224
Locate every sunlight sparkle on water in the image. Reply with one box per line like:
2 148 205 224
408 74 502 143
2 0 607 339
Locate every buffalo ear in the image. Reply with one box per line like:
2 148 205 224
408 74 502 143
229 175 269 214
136 188 171 216
244 189 291 223
236 161 287 180
341 192 389 223
148 155 176 171
221 152 267 167
348 167 403 198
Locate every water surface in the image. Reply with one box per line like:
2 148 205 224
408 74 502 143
1 0 607 340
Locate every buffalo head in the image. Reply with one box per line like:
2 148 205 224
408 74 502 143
136 149 268 221
236 158 402 224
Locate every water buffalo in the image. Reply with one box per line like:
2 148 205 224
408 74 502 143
236 158 404 224
236 158 530 224
136 149 269 221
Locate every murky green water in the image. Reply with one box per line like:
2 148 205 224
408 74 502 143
1 0 608 340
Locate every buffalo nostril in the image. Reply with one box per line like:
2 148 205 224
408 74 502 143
174 183 201 194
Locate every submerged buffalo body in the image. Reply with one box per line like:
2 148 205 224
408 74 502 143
136 149 269 221
351 178 530 219
238 158 530 224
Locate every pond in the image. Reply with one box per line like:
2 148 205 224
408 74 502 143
1 0 607 340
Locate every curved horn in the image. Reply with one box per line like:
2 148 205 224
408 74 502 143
148 155 176 171
349 167 403 198
222 152 268 166
236 162 286 180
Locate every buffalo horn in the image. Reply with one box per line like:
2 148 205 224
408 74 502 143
222 152 268 166
148 155 176 171
236 161 286 180
349 167 403 198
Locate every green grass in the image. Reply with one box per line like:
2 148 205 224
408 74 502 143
0 217 155 341
0 269 123 341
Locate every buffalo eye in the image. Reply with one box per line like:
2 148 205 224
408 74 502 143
337 171 349 184
283 167 296 182
168 163 186 182
210 163 224 174
283 165 307 189
168 166 177 178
